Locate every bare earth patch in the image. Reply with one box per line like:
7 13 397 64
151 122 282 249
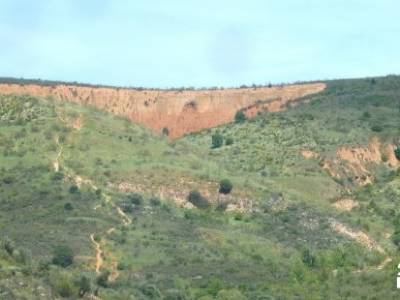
320 137 399 186
0 82 326 139
300 150 319 159
330 219 384 253
332 198 359 212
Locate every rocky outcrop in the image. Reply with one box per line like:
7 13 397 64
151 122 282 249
0 82 326 139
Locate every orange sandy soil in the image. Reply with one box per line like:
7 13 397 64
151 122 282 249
0 82 326 139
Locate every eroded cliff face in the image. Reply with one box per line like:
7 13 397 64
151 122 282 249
0 83 326 138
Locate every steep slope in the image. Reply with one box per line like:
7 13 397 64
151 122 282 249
1 76 400 299
0 82 325 138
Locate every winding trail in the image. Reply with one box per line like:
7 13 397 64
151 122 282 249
54 111 131 286
90 234 103 273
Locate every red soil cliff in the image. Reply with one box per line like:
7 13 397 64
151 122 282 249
0 83 326 138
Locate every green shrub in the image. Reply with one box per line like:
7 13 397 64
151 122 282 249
52 172 64 181
162 127 169 136
301 248 316 268
138 284 162 298
69 185 79 194
77 275 91 297
64 203 74 211
211 132 224 149
2 237 15 255
395 147 400 161
392 232 400 247
53 276 75 298
216 202 229 212
219 179 233 194
216 289 247 300
362 111 371 119
52 245 74 268
187 190 210 209
121 202 133 213
150 196 161 206
128 193 143 205
371 124 383 132
225 137 234 145
2 176 14 184
234 110 247 123
96 270 110 288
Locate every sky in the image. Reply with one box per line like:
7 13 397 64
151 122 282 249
0 0 399 88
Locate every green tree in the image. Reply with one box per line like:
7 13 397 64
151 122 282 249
52 245 74 268
162 127 169 136
211 132 223 148
219 179 233 194
235 110 247 123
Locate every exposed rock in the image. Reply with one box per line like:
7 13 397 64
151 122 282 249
0 82 326 139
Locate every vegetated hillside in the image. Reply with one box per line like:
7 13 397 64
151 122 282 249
0 76 400 299
0 80 325 139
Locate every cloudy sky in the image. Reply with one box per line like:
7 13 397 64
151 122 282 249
0 0 399 87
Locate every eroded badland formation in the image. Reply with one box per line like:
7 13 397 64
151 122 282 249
0 82 326 138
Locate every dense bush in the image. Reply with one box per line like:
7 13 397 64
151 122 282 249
234 110 247 123
52 245 74 268
52 275 76 298
2 237 15 255
162 127 169 136
371 124 383 132
301 248 316 268
128 193 143 205
395 147 400 161
219 179 233 194
211 132 223 148
77 276 91 297
187 190 210 209
150 196 161 206
225 137 234 145
64 202 74 211
96 270 110 288
69 185 79 194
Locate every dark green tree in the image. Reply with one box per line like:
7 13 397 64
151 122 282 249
52 245 74 268
211 132 223 148
162 127 169 136
395 147 400 161
235 110 247 123
219 179 233 194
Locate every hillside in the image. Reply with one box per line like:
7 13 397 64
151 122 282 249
0 81 325 139
0 76 400 299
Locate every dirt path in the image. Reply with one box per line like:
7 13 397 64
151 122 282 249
54 111 125 283
330 219 392 272
90 234 103 274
